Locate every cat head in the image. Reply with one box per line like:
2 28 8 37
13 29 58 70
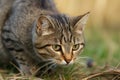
32 12 89 65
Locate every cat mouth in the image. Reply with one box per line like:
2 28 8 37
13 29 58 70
54 59 74 65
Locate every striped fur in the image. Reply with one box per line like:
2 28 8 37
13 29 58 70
33 13 89 65
0 0 89 75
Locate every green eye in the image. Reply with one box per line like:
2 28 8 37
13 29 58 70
72 44 80 51
52 45 61 51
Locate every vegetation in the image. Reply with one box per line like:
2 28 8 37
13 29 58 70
0 0 120 80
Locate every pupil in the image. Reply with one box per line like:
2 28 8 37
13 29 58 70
75 45 78 48
73 44 79 50
53 45 61 51
56 46 59 49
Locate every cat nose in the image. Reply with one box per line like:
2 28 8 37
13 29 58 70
65 58 72 64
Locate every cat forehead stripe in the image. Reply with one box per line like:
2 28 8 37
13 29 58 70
50 14 73 43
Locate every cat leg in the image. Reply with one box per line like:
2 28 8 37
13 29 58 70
11 50 35 75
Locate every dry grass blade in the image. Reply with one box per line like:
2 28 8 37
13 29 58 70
59 74 65 80
10 61 25 76
0 74 4 80
40 63 56 76
82 69 120 80
32 61 53 76
6 76 43 80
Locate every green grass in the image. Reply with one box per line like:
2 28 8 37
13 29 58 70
0 26 120 80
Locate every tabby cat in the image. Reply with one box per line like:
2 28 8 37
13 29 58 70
0 0 89 75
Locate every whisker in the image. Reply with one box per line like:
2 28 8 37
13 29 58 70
40 63 56 76
32 61 54 76
42 59 54 62
77 56 89 59
74 56 91 66
75 61 86 66
75 56 89 62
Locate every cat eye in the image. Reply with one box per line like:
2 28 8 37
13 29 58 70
52 45 61 51
72 43 84 51
72 44 80 51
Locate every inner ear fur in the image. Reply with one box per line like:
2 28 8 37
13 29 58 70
36 15 55 36
73 12 90 34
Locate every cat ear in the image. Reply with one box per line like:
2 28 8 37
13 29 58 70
36 15 54 36
74 12 90 34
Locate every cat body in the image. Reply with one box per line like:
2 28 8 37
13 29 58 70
0 0 89 75
0 0 15 63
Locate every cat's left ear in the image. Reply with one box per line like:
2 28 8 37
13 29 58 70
74 12 90 34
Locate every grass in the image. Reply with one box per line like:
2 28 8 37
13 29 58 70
0 26 120 80
85 28 120 66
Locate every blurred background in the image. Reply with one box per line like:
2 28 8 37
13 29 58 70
0 0 119 79
54 0 120 66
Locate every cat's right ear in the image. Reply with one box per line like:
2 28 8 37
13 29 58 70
73 12 90 34
36 15 54 36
